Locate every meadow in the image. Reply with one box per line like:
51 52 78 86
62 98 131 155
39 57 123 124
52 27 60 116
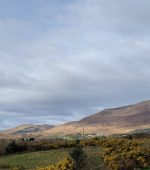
0 146 102 170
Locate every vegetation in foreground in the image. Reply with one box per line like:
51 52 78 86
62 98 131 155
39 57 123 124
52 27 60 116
102 138 150 170
0 134 149 170
0 146 102 170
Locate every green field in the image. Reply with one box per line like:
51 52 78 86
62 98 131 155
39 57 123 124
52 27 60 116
0 146 102 170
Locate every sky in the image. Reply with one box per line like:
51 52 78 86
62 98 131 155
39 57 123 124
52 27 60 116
0 0 150 130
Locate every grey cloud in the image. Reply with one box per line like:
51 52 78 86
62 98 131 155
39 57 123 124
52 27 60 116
0 0 150 129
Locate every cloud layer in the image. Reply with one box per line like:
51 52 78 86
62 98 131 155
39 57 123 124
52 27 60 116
0 0 150 129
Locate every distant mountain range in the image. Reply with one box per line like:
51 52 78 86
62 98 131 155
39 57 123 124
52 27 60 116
2 124 54 136
0 100 150 138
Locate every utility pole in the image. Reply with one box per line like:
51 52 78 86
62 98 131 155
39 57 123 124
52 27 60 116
83 127 85 140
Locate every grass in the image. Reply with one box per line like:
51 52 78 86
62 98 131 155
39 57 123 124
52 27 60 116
0 146 102 170
0 149 68 170
83 146 103 170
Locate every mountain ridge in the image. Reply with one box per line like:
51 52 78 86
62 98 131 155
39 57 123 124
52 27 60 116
2 124 54 135
1 100 150 137
44 100 150 135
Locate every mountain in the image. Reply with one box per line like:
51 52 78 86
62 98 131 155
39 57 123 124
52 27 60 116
0 133 15 139
1 100 150 137
44 100 150 135
2 124 54 135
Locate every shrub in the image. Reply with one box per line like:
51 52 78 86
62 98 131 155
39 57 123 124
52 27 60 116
5 141 18 154
37 157 75 170
70 146 87 170
102 139 150 170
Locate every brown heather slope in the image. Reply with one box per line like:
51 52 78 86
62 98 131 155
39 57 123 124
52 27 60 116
44 100 150 135
0 133 15 139
2 124 54 135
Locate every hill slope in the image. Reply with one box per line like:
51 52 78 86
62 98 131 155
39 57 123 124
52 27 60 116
45 100 150 135
2 124 54 135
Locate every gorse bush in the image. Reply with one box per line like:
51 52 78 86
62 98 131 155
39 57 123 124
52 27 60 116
102 139 150 170
37 157 75 170
36 146 87 170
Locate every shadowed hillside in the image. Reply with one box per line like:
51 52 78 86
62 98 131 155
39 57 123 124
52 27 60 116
44 100 150 135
